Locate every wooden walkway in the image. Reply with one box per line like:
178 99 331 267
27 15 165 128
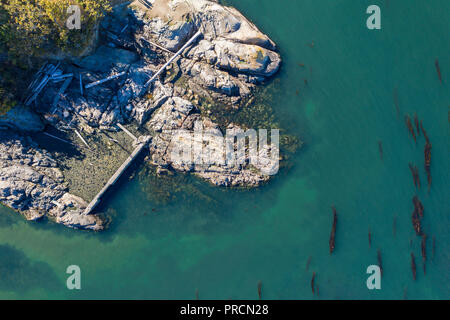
83 136 151 215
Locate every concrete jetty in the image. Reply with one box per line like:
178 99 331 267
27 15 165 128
83 136 151 215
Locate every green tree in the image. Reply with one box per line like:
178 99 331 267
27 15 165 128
0 0 111 63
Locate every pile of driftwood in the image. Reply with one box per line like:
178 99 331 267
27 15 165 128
25 62 74 106
24 62 93 150
25 61 129 107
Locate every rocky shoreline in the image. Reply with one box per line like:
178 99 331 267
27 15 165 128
0 0 283 231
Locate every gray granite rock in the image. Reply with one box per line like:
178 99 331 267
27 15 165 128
76 46 139 73
0 131 105 230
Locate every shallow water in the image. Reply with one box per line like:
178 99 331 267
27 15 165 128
0 0 449 299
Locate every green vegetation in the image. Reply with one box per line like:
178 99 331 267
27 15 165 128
0 0 111 63
0 62 24 115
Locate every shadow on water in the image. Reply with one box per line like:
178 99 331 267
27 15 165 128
0 244 61 294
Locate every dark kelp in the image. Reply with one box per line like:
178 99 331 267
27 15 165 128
329 206 337 255
420 121 432 190
420 120 429 142
413 195 424 218
435 59 442 84
409 163 416 188
421 234 427 275
405 115 416 143
378 141 383 161
424 142 432 190
414 113 420 137
432 236 436 261
412 210 422 236
409 163 420 189
257 280 262 300
368 228 372 248
411 253 417 281
412 196 424 235
311 272 316 295
377 249 383 277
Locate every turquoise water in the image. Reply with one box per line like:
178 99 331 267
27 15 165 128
0 0 449 299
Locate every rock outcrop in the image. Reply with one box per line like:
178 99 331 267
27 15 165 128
146 94 278 187
0 131 105 230
0 105 45 133
0 0 282 230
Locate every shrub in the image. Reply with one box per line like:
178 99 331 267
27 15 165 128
0 0 111 62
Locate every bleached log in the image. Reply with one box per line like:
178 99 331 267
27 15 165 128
25 62 65 105
52 69 63 77
79 74 84 96
145 30 202 88
52 76 73 110
33 75 49 93
74 129 91 149
120 24 128 33
26 76 49 105
43 132 73 146
51 73 73 82
146 39 175 54
28 63 47 90
107 31 118 40
51 200 63 208
85 71 127 89
138 0 152 9
117 123 137 141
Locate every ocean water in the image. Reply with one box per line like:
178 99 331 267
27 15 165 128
0 0 449 299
